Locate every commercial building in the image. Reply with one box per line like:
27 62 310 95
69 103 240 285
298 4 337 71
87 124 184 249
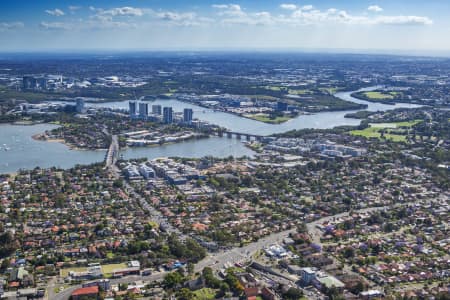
183 108 193 123
71 286 99 300
300 267 317 285
22 76 47 90
129 101 137 117
276 101 288 111
76 98 85 113
22 76 37 90
152 104 162 115
82 279 111 291
139 102 149 118
163 107 173 124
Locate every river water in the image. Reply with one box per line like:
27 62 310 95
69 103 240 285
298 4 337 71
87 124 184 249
0 87 421 174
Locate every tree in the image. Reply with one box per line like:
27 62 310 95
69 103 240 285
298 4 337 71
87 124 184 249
163 271 184 289
203 267 221 288
350 281 365 295
343 247 355 259
283 287 304 300
187 262 195 275
0 232 19 258
176 288 195 300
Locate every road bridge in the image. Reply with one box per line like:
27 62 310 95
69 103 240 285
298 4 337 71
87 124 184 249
216 130 265 141
105 135 119 168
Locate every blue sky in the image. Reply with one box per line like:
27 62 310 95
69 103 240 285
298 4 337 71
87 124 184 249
0 0 449 53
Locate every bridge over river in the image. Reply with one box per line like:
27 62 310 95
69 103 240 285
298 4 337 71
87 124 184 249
216 130 265 141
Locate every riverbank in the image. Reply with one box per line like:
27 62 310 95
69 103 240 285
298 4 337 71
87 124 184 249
124 133 210 148
31 132 107 151
174 97 365 125
12 120 45 126
241 113 295 124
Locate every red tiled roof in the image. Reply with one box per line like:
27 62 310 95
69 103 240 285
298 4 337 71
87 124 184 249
71 286 99 296
244 287 259 297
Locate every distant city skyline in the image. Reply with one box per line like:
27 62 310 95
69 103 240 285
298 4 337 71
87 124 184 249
0 0 449 54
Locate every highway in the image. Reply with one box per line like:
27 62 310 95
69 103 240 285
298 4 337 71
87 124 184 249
48 271 167 300
195 228 296 272
105 134 119 168
46 205 403 299
104 130 183 238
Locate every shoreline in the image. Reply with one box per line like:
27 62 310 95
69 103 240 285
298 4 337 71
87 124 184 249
174 97 366 125
31 133 108 151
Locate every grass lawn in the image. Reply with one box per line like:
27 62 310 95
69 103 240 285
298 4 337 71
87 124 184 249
59 263 127 277
248 114 292 124
350 120 421 142
101 263 127 274
319 87 339 94
362 91 398 100
393 120 422 127
264 85 285 91
244 94 279 101
148 221 159 228
288 89 312 95
193 288 216 300
350 126 406 142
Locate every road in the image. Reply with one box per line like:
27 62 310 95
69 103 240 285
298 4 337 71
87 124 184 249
195 228 296 272
195 206 401 274
123 179 185 238
47 204 419 299
49 272 167 300
103 130 183 238
105 134 119 168
306 206 392 245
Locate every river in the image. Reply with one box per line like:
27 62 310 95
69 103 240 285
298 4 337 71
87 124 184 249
0 87 422 174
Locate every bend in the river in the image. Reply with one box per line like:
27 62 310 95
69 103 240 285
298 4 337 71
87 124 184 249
0 86 422 174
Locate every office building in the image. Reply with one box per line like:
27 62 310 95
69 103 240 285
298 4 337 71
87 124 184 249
22 76 37 90
152 104 162 115
276 101 288 112
76 98 85 113
139 102 148 118
129 101 137 117
163 107 173 124
183 108 193 123
36 78 47 90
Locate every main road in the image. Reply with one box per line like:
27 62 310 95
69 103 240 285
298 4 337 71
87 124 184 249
195 227 296 273
48 271 168 300
48 203 418 299
105 134 119 168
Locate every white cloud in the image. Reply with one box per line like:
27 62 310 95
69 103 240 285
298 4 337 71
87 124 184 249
212 4 245 17
45 8 65 17
69 6 81 11
97 7 144 17
368 5 383 13
212 4 229 9
153 11 212 26
280 4 297 11
374 15 432 25
0 22 24 31
276 7 433 27
37 3 432 33
156 11 194 21
39 21 70 30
